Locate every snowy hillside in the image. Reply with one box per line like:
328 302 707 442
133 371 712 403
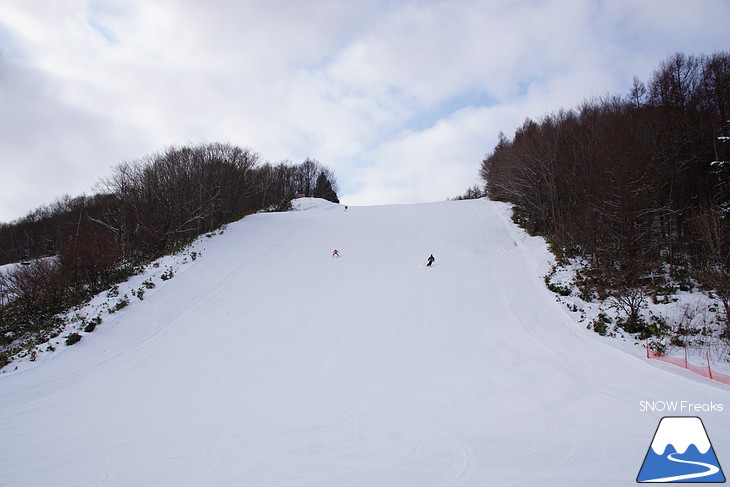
1 198 728 486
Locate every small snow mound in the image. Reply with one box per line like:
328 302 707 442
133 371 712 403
291 198 340 211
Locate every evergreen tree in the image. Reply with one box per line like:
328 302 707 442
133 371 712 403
313 172 340 203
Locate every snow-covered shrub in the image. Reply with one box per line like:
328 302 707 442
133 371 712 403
107 286 119 298
160 268 174 281
110 296 130 313
83 317 102 333
65 333 81 346
588 312 612 336
544 266 572 296
263 198 293 213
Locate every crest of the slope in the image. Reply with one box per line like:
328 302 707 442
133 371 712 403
291 197 341 211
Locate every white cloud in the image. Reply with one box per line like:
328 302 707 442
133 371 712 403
346 110 486 205
0 45 154 220
0 0 729 221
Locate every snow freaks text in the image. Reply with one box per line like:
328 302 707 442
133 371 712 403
639 401 724 413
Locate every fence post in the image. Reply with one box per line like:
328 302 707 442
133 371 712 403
645 339 649 358
684 346 688 369
707 351 713 380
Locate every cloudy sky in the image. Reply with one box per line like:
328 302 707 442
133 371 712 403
1 0 728 222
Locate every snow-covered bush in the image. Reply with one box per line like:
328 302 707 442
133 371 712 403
65 333 81 346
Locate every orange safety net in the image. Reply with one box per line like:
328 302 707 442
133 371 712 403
646 346 730 386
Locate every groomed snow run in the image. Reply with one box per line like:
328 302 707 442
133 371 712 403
1 198 728 486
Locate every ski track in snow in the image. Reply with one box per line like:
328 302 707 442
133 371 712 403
1 198 729 486
644 453 721 482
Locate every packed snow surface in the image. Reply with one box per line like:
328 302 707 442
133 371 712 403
1 198 728 486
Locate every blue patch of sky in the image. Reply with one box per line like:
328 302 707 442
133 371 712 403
0 24 24 61
86 1 118 44
408 89 496 131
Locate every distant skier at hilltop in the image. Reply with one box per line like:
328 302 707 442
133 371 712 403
332 249 340 258
426 254 435 267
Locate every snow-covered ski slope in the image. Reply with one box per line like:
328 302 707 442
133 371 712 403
1 198 728 486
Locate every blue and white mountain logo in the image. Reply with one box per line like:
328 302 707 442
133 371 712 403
637 416 725 483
